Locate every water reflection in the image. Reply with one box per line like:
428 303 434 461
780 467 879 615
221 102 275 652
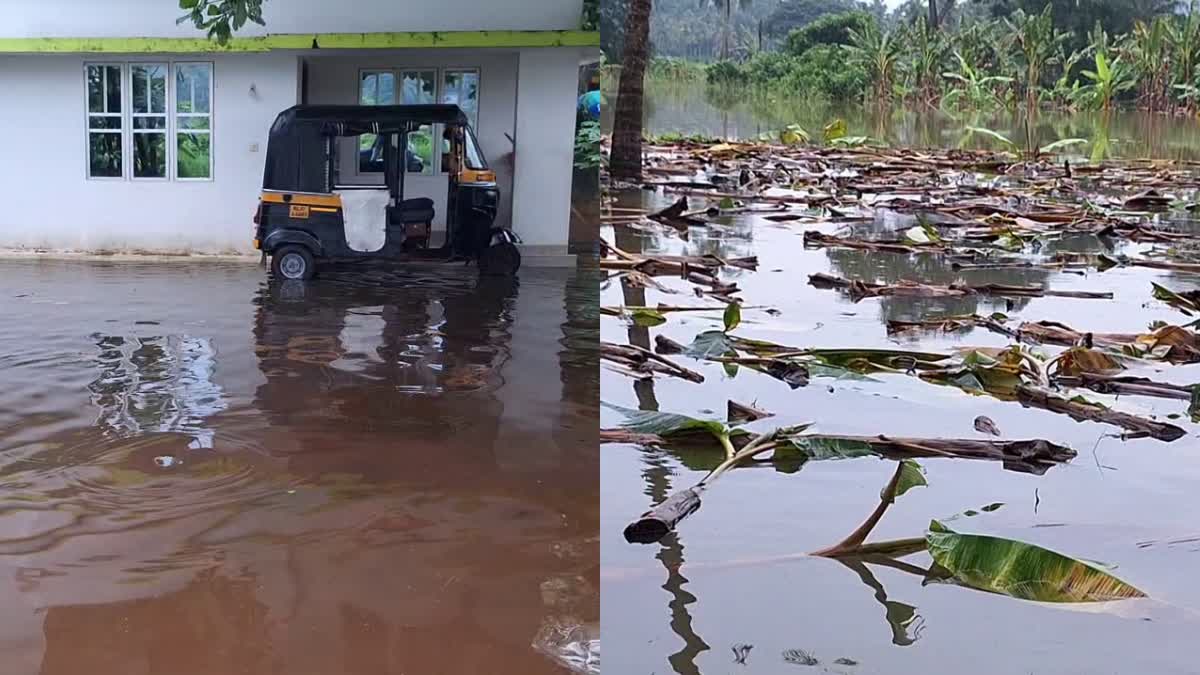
88 335 226 449
822 226 1113 324
602 82 1200 161
0 258 597 674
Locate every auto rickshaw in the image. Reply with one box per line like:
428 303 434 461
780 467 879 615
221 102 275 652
253 104 521 280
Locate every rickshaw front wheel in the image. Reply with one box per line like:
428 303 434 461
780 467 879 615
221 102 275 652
271 245 316 281
478 242 521 277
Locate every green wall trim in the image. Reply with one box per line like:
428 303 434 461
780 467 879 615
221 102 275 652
0 30 599 54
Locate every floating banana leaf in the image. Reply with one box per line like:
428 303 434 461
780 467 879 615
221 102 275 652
603 403 731 441
925 520 1146 603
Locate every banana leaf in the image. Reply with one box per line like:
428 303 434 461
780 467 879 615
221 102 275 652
926 520 1146 603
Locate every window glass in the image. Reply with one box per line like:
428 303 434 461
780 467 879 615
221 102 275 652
401 71 436 175
177 133 211 179
465 129 487 170
87 64 123 178
406 124 433 175
358 71 396 173
442 70 479 129
174 63 212 179
132 64 167 178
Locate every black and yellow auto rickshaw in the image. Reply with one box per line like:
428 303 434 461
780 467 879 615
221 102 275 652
253 104 521 280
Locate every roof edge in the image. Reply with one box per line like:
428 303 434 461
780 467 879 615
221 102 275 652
0 29 599 54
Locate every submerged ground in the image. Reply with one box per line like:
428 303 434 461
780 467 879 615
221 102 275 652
600 134 1200 673
0 259 598 674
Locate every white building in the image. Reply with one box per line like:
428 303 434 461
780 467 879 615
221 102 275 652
0 1 597 258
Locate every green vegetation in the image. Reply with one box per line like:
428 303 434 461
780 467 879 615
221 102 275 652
624 0 1200 114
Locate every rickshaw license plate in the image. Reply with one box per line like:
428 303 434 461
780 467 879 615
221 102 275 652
289 205 310 219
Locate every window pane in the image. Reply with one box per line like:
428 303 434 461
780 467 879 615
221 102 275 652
407 124 433 175
442 70 479 128
400 71 435 104
89 133 122 177
178 117 210 130
360 72 395 105
176 64 211 114
358 133 382 173
360 73 377 104
134 133 167 178
134 117 166 130
87 66 104 113
379 73 395 104
132 64 166 114
177 133 211 178
105 65 122 113
89 116 123 130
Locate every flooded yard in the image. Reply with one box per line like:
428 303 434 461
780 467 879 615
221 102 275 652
600 141 1200 673
0 259 598 674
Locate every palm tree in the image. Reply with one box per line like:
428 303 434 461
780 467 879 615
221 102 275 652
609 0 653 181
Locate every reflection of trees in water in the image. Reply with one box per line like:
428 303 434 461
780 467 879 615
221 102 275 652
618 81 1200 160
822 249 1056 323
88 334 226 448
639 444 709 675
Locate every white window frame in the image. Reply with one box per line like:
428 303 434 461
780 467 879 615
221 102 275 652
83 61 214 183
130 62 170 182
84 62 127 181
354 66 481 179
173 61 214 182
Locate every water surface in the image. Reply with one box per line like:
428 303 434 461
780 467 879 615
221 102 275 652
601 80 1200 161
0 259 598 674
601 187 1200 674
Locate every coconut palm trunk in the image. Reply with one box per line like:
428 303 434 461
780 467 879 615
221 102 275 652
609 0 653 181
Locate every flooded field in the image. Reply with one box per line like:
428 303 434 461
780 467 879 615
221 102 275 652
600 142 1200 673
600 81 1200 161
0 259 598 674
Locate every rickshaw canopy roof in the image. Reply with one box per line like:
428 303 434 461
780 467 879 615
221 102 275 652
272 104 470 137
262 104 469 194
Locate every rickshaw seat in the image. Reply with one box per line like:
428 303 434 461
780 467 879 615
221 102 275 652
392 197 435 224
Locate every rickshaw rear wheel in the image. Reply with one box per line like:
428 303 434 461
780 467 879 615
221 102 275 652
271 245 316 281
478 242 521 277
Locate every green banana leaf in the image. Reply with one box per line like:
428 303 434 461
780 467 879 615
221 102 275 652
890 460 927 499
925 520 1146 603
603 403 731 440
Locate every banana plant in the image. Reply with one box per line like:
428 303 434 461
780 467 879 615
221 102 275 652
846 22 903 106
1080 51 1136 110
941 50 1013 110
1004 5 1070 113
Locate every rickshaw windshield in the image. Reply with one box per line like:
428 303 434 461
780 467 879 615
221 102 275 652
464 127 487 171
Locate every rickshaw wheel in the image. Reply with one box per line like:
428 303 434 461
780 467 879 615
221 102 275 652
271 245 316 281
478 242 521 277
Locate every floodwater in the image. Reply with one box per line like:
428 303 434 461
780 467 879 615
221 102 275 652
601 189 1200 673
600 81 1200 161
0 259 598 674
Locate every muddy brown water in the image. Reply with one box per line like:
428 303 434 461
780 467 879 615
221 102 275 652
602 190 1200 674
0 259 597 674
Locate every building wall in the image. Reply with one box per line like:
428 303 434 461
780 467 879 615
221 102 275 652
0 52 298 254
301 50 519 233
511 48 584 248
0 0 584 38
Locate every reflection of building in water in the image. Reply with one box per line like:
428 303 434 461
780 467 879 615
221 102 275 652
88 334 226 448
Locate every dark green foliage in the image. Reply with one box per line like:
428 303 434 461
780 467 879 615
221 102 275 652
177 0 266 44
784 11 875 56
764 0 859 38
